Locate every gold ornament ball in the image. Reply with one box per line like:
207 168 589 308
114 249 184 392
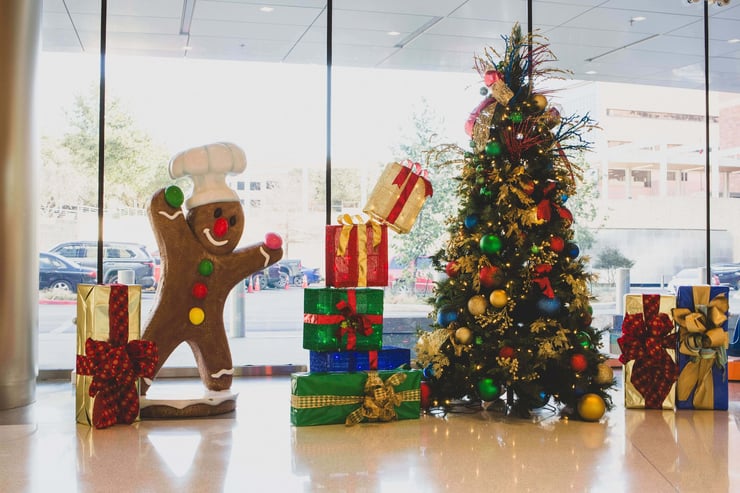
577 393 606 422
467 295 488 316
489 289 508 308
530 94 548 112
455 327 474 345
594 363 614 385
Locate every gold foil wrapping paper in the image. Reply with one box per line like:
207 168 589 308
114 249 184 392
75 284 142 426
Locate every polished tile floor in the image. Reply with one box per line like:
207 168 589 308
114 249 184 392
1 372 739 493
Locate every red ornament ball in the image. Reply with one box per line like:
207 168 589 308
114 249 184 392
522 181 535 195
479 265 503 288
264 232 283 250
550 236 565 253
499 346 515 359
445 261 460 278
570 354 588 373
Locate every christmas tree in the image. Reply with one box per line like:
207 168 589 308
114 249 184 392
415 24 615 420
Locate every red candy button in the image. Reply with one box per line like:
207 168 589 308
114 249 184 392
192 282 208 299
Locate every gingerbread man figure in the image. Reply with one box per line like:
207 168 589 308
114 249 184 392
141 142 282 397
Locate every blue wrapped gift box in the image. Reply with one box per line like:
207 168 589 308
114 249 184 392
309 346 410 373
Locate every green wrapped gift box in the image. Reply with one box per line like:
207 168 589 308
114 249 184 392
303 287 383 351
290 370 421 426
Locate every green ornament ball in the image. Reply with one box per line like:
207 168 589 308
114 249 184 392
480 187 492 197
510 111 523 124
576 331 592 349
485 141 503 156
480 234 502 254
478 378 501 401
530 245 540 254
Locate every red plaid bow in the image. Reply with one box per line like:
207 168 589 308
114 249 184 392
76 285 158 428
617 294 677 409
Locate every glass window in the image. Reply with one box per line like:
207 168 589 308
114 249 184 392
37 1 739 372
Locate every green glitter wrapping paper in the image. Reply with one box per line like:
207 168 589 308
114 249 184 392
290 370 421 426
303 287 383 351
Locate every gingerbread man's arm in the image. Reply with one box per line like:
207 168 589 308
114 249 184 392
147 187 193 247
219 239 283 287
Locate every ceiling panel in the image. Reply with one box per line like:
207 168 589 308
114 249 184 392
38 0 740 93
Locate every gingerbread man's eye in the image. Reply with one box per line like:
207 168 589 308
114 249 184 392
229 216 237 227
214 208 223 218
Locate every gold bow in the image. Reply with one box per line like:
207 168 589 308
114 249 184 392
336 214 383 287
672 287 729 409
346 372 407 426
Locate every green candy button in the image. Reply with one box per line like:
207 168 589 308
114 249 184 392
164 186 184 208
198 259 214 276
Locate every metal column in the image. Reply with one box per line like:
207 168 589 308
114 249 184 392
0 0 41 409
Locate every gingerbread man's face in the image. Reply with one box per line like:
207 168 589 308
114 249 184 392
186 201 245 255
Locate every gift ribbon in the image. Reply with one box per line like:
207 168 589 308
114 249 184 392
345 371 408 426
617 294 677 409
672 287 729 409
536 181 572 224
303 289 382 350
335 214 383 287
387 160 433 225
532 263 554 299
76 285 158 429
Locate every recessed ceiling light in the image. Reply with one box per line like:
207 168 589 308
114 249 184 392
585 70 597 75
630 16 646 23
387 31 401 36
729 38 740 44
260 7 274 13
183 45 192 51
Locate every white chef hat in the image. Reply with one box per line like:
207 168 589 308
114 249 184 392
169 142 247 209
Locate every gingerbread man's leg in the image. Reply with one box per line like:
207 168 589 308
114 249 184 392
187 328 233 391
140 312 184 395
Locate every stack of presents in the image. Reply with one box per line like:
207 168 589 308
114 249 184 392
618 285 732 411
291 160 433 426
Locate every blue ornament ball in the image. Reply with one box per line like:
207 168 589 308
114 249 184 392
437 309 458 326
567 243 580 258
464 214 479 229
537 297 561 315
561 194 568 203
423 365 435 379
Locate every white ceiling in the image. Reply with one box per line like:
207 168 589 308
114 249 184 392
41 0 740 92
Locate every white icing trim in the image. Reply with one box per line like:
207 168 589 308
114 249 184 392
211 368 235 378
143 377 153 386
259 246 270 267
203 228 228 246
158 210 183 220
140 390 238 410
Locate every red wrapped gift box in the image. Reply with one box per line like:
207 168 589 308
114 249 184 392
325 215 388 288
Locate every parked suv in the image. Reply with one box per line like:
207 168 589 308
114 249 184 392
49 241 156 288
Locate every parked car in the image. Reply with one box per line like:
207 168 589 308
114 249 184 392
711 263 740 290
388 256 438 294
49 241 155 288
246 259 310 290
301 265 322 285
667 267 720 293
39 252 97 292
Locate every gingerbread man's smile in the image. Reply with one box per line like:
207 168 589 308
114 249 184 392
203 227 229 246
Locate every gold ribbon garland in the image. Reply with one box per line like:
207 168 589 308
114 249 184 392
336 214 382 287
672 287 729 409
